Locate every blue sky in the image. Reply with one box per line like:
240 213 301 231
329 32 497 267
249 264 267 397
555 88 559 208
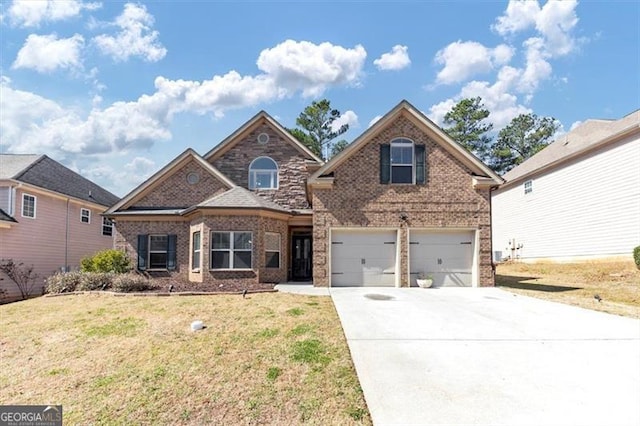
1 0 638 196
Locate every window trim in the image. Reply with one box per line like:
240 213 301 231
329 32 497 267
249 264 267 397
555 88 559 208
390 138 415 184
524 180 533 195
265 232 281 269
248 156 279 190
148 234 169 271
21 193 36 219
81 208 91 224
102 217 113 236
210 231 253 270
192 231 201 271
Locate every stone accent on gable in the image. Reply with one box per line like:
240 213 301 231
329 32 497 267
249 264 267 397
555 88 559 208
131 159 228 209
210 123 314 210
312 115 495 287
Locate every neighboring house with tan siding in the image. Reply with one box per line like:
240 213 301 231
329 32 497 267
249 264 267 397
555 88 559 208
105 101 503 290
492 110 640 262
0 155 119 302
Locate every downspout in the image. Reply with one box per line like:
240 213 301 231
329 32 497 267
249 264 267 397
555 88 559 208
489 186 497 285
65 198 70 271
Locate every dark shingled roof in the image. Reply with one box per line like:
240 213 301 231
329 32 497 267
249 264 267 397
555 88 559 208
1 154 119 207
0 208 17 223
195 187 291 213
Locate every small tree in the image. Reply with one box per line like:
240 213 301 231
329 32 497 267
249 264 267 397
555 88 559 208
80 249 131 273
0 259 40 300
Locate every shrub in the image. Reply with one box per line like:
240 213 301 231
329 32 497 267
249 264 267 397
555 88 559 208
77 272 115 291
80 249 131 274
46 271 83 293
0 259 40 300
111 273 155 293
634 246 640 270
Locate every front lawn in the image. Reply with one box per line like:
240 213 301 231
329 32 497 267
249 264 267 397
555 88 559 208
496 260 640 318
0 293 370 425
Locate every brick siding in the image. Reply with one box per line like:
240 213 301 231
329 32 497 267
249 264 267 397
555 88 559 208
312 115 494 287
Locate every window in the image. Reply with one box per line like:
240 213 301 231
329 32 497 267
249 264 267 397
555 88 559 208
192 231 201 270
136 234 176 271
391 139 414 183
22 194 36 218
524 180 533 195
81 208 91 223
102 217 113 236
211 231 252 269
380 139 426 185
265 232 281 268
249 157 278 190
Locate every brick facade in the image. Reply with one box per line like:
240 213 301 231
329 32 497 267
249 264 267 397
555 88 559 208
210 123 312 210
133 159 228 208
311 115 494 287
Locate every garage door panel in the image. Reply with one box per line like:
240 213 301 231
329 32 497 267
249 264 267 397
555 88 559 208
410 231 474 287
331 230 397 287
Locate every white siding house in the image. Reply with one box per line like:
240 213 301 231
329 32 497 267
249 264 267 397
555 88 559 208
492 110 640 262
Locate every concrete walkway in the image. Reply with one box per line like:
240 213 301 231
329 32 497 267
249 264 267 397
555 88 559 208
331 287 640 426
274 282 330 296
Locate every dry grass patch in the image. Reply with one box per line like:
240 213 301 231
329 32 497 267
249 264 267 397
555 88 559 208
0 293 370 425
496 260 640 318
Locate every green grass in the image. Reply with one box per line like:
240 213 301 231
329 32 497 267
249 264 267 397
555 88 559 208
0 293 370 425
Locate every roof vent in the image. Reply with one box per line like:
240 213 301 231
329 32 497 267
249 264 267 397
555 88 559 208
257 133 270 145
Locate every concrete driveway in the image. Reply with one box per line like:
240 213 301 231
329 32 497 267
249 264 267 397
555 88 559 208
330 287 640 426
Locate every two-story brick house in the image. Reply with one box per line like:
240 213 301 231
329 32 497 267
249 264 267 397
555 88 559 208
106 101 503 289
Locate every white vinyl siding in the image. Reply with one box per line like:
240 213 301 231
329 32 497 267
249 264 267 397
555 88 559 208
492 134 640 261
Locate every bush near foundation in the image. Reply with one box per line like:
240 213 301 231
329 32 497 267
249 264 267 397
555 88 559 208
80 249 131 274
634 246 640 269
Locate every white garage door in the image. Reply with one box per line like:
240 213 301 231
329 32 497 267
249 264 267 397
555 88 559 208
409 231 474 287
331 230 397 287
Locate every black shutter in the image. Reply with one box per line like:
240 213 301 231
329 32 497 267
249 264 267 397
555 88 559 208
137 234 148 271
415 144 426 184
167 234 177 271
380 144 391 184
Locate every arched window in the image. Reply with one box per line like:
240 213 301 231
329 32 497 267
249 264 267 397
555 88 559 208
249 157 278 189
390 138 414 184
380 138 426 185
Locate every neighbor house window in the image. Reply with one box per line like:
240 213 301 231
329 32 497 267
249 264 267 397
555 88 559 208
81 208 91 223
102 218 113 236
248 157 278 189
22 194 36 218
192 231 201 270
136 234 176 271
380 138 426 185
524 180 533 195
265 232 281 268
211 231 252 269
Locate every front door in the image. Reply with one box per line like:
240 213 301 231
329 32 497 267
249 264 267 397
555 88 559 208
291 235 312 281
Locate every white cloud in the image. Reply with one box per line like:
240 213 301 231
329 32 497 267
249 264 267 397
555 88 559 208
569 120 582 131
1 39 368 163
374 45 411 71
93 3 166 62
80 157 157 196
517 37 552 99
256 40 366 97
492 0 540 35
368 115 383 128
12 33 84 73
434 41 514 84
330 110 358 132
8 0 101 27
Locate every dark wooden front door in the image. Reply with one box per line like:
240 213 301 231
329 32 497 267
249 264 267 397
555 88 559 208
291 235 312 281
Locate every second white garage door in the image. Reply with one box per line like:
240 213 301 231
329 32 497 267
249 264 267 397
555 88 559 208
409 230 475 287
331 230 397 287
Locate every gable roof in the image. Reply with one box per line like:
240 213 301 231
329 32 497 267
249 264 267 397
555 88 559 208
501 110 640 186
187 186 291 214
308 100 503 184
0 154 119 207
203 110 324 163
106 148 234 213
0 208 17 223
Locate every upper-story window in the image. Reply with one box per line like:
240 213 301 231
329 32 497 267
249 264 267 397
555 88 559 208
249 157 278 190
22 194 36 218
524 180 533 195
81 208 91 223
380 138 426 185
